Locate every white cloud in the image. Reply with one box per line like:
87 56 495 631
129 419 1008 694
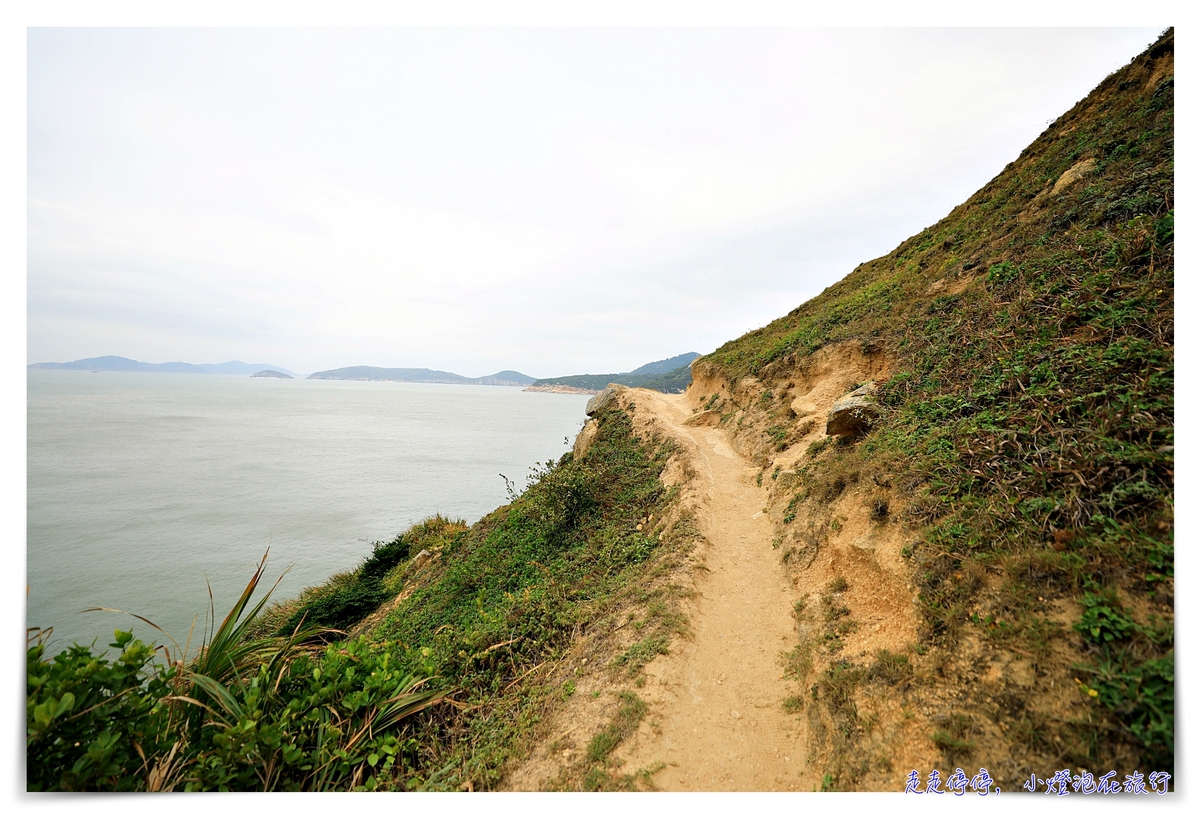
27 27 1163 375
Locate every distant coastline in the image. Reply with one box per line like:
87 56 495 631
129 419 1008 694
523 384 599 395
306 366 535 386
28 352 702 394
29 356 297 377
525 352 699 395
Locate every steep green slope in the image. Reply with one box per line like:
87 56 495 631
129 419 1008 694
694 30 1173 785
308 406 694 790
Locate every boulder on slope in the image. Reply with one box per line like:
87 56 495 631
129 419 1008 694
585 384 627 417
826 382 880 437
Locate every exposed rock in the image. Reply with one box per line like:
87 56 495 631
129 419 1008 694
1022 157 1100 223
683 409 722 427
1051 157 1097 195
826 381 880 437
412 549 435 570
573 418 599 459
585 383 625 417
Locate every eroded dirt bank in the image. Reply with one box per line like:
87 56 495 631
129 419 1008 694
510 344 944 790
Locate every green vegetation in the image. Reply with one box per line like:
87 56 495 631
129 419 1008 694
1073 588 1174 769
253 516 467 638
932 713 976 763
614 633 670 675
782 695 805 714
28 404 684 790
365 406 683 789
26 557 449 791
577 692 654 791
700 31 1174 782
532 352 700 393
867 650 913 686
532 362 694 394
587 692 649 763
636 364 694 393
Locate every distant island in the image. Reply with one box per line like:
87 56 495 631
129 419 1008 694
306 366 535 386
28 354 702 393
28 356 297 377
526 352 700 395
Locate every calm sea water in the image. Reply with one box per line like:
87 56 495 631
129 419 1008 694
27 371 590 652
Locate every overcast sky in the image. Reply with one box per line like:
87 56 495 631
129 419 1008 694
27 27 1162 377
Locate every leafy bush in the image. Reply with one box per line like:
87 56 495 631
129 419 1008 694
1082 652 1174 767
1075 590 1139 645
278 518 464 636
361 536 411 578
27 631 175 791
27 558 449 791
183 636 446 791
279 580 388 635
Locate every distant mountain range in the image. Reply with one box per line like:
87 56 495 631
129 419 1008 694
306 366 536 386
28 356 298 376
527 352 701 394
27 354 701 393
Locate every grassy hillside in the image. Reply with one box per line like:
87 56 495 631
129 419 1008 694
693 30 1173 787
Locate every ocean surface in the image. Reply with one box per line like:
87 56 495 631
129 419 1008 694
27 371 591 652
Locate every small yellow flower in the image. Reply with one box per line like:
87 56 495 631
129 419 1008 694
1088 688 1099 698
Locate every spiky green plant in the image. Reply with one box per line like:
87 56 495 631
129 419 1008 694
29 552 452 791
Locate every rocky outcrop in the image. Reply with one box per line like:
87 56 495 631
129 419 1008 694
1051 157 1097 194
825 382 880 437
573 419 599 459
683 409 722 427
585 384 626 417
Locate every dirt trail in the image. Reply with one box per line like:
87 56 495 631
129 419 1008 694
612 389 811 791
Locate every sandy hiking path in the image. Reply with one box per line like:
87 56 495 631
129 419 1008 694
611 389 812 791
